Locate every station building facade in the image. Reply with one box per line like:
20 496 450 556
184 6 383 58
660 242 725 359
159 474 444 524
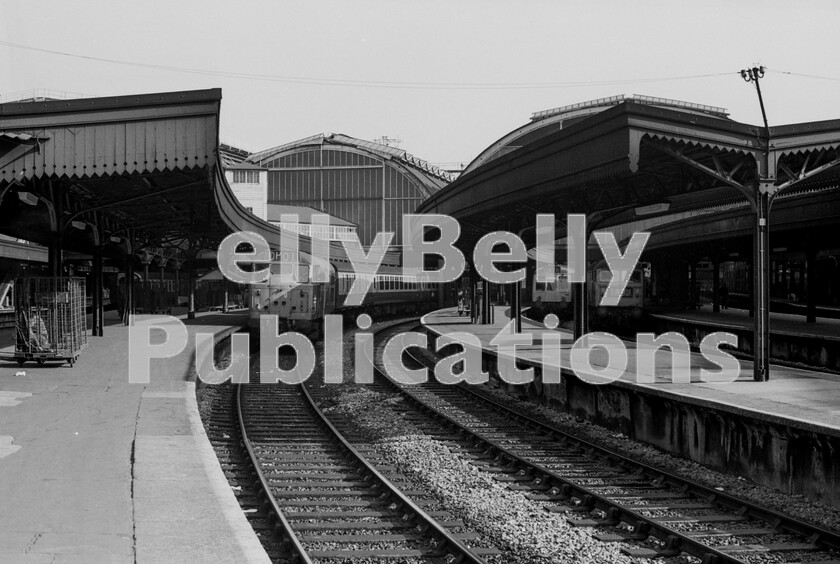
221 144 268 221
266 204 358 242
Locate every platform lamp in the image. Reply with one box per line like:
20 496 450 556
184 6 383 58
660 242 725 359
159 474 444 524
17 190 61 274
17 191 40 206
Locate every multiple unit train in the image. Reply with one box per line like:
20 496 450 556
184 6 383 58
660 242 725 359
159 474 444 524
248 245 437 335
531 263 647 328
249 239 648 336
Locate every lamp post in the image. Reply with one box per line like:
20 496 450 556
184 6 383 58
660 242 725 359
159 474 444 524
741 66 773 381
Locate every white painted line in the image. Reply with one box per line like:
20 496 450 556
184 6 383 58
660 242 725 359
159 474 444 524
0 391 32 407
0 436 21 458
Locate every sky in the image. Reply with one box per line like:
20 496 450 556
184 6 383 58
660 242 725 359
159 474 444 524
3 0 840 169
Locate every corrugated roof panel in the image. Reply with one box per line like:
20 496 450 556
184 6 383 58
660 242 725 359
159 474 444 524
225 161 264 170
0 90 221 182
0 132 38 143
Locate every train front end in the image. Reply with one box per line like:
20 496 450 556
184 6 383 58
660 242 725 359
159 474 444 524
248 256 336 336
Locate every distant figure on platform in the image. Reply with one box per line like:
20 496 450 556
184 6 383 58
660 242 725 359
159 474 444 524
116 277 126 320
720 283 729 310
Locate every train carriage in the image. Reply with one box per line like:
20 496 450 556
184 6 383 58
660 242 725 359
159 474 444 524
249 243 436 335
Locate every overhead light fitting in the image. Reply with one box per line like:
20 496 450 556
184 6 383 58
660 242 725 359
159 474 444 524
635 202 670 216
17 192 39 206
70 220 87 230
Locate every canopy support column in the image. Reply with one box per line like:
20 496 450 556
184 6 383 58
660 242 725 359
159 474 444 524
124 258 135 325
92 244 104 336
753 188 772 381
806 246 818 324
511 281 521 333
187 257 196 320
712 255 721 314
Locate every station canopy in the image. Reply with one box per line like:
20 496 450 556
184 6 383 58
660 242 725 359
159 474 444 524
418 95 840 249
0 89 284 264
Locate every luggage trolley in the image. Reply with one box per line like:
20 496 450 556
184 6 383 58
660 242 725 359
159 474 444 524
3 277 87 367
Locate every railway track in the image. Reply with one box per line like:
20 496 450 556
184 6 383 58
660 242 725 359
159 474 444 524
366 321 840 564
202 383 288 561
208 328 492 564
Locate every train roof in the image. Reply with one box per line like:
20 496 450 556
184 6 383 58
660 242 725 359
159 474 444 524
331 259 410 276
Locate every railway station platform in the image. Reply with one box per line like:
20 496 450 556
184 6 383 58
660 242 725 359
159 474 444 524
421 306 840 507
648 306 840 371
0 312 269 563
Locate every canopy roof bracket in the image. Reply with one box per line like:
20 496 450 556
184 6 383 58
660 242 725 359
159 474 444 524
646 140 753 200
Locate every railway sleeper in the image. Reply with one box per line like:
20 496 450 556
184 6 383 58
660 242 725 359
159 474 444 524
296 532 482 543
507 482 553 492
688 527 775 537
656 515 747 523
291 519 465 530
270 480 371 488
307 548 431 559
594 490 692 499
282 509 452 519
721 542 821 553
623 502 716 511
268 472 365 480
621 534 683 559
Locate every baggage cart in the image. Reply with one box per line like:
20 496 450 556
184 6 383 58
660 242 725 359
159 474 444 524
3 277 87 367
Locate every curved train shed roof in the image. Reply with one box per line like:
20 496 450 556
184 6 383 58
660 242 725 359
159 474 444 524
247 132 454 188
419 96 840 251
464 94 731 174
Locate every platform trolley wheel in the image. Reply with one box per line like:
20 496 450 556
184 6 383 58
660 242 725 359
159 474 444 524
16 359 25 367
36 358 46 366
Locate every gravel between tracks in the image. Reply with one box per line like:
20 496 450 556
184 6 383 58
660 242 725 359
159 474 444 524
312 320 646 563
406 338 840 536
316 384 644 564
199 321 839 562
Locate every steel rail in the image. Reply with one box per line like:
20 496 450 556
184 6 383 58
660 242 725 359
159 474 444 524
449 370 840 553
298 381 488 564
389 318 840 561
236 384 313 564
368 322 746 563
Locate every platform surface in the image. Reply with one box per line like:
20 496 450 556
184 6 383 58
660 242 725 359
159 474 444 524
422 306 840 437
0 311 269 564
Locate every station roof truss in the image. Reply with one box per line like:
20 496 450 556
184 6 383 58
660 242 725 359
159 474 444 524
634 186 840 256
418 99 840 249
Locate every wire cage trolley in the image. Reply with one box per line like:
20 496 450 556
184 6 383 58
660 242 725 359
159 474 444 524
7 277 87 367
